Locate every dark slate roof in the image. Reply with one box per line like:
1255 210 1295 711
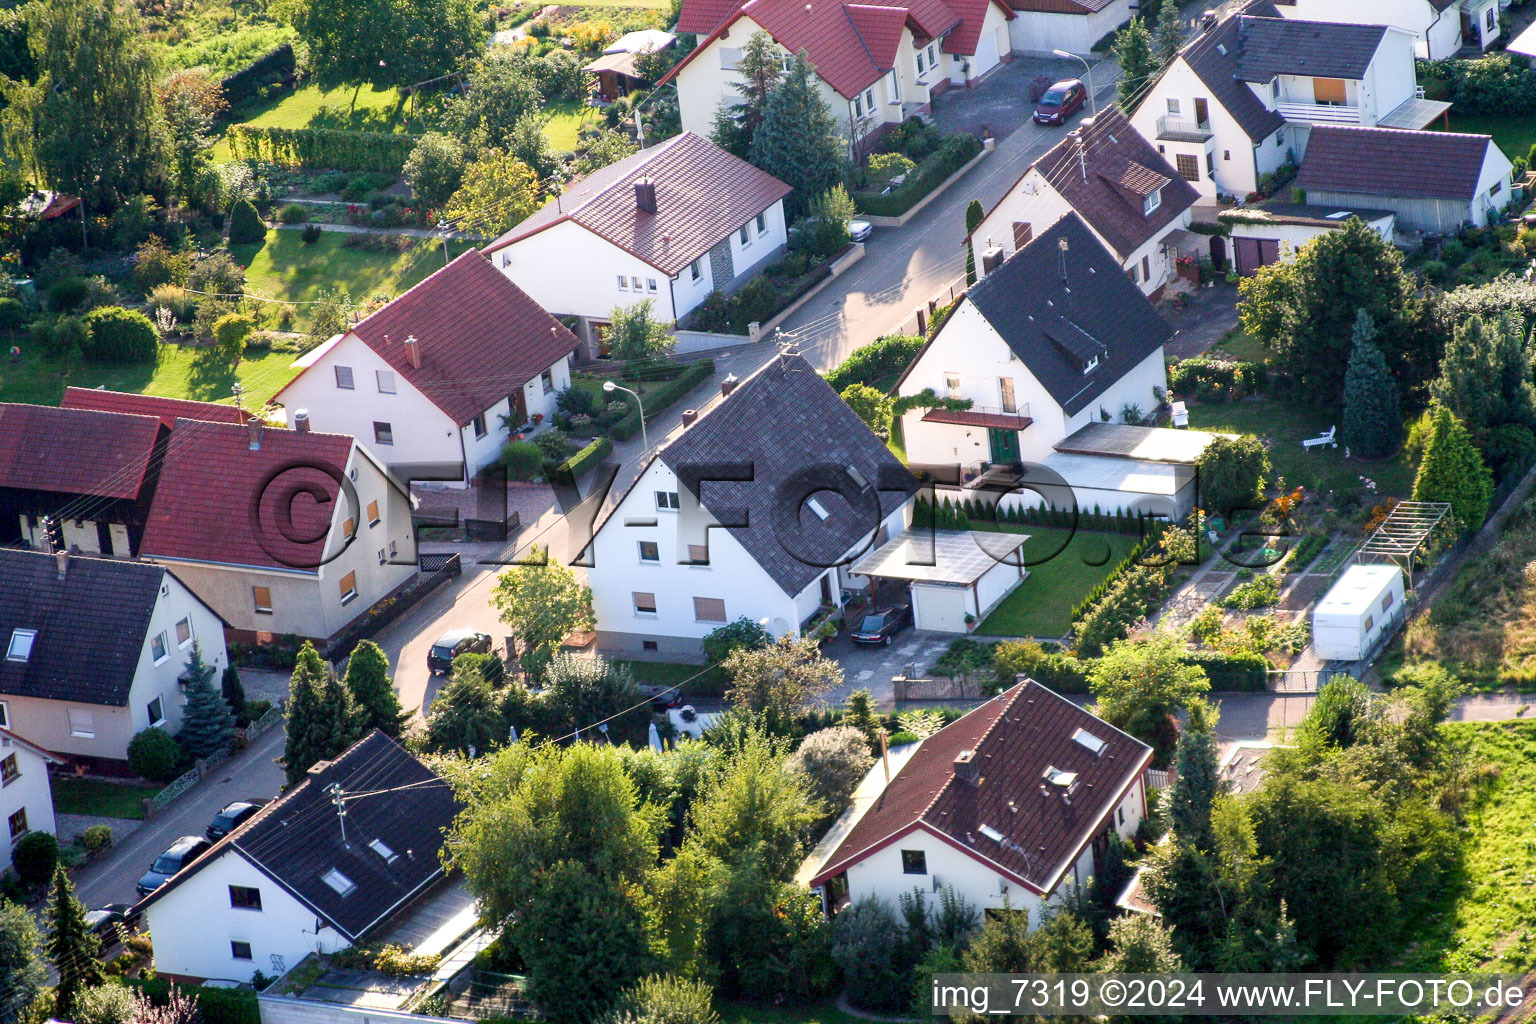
1016 108 1199 260
0 403 162 500
957 215 1174 417
655 353 920 596
1296 125 1500 201
812 680 1152 893
1233 16 1388 82
0 549 168 707
1156 1 1285 141
137 731 460 941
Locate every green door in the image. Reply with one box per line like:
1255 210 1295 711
988 427 1020 464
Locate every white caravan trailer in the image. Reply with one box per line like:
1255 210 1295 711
1311 563 1405 661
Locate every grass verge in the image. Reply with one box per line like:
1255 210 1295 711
1436 113 1536 168
232 229 476 306
51 777 154 820
0 342 303 407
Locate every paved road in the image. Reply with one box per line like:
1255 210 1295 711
71 726 287 910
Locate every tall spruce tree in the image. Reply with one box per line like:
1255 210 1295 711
1152 0 1183 66
317 662 366 756
712 30 783 157
178 643 234 759
283 642 327 785
221 665 248 725
1431 313 1536 435
750 52 845 218
45 864 99 1020
1112 18 1157 108
1166 704 1220 853
1412 403 1493 533
1341 310 1403 459
964 199 984 285
344 640 408 737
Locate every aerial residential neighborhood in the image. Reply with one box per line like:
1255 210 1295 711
7 0 1536 1020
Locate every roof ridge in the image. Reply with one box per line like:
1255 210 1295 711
168 416 357 446
912 685 1022 826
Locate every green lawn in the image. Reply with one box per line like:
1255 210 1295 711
543 98 598 152
1436 112 1536 167
51 777 155 820
213 83 419 161
976 527 1141 638
233 229 475 306
0 341 304 407
616 660 728 697
1209 326 1267 364
1186 398 1417 498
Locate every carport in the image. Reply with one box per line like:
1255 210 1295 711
851 529 1028 633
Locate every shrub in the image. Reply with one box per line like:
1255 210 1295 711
991 639 1089 693
867 151 915 181
81 825 113 852
1167 357 1267 402
228 198 266 244
50 315 89 358
0 296 28 330
128 726 183 782
609 359 715 441
550 437 612 483
213 312 254 363
501 440 545 481
301 223 323 244
73 984 137 1024
786 726 875 813
824 333 925 391
11 830 58 885
1197 434 1270 515
82 307 159 364
403 133 466 208
1223 572 1280 609
851 132 981 217
124 977 260 1024
701 617 773 666
605 975 720 1024
49 277 89 312
373 944 441 977
225 125 419 172
533 428 574 461
831 897 910 1012
277 203 308 224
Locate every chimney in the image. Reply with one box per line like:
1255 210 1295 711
307 759 332 777
720 373 739 397
54 549 67 580
294 410 311 434
680 408 699 428
404 335 421 369
246 417 264 451
633 177 658 215
954 749 980 787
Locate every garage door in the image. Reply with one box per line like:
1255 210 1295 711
912 585 969 632
972 28 1000 78
1233 236 1280 276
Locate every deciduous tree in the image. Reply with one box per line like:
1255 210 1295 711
157 69 226 200
442 150 541 237
1088 632 1209 763
402 133 466 209
840 382 893 439
721 635 841 732
0 900 46 1024
426 658 503 755
490 544 595 678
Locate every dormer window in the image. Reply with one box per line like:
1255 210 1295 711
5 629 35 663
369 839 398 864
1143 187 1162 217
322 868 356 896
1083 355 1099 374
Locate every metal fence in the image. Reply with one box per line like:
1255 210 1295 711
149 766 202 814
244 703 284 740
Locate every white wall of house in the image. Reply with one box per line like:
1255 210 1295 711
20 515 133 557
1361 32 1418 125
1008 0 1132 55
962 5 1012 82
843 825 1052 923
145 850 352 983
725 200 789 282
1275 0 1491 58
0 740 56 863
1227 213 1394 266
494 219 682 324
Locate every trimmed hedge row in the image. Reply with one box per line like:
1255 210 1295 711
1167 357 1267 403
121 977 260 1024
852 133 983 218
1182 649 1269 691
226 125 419 172
220 43 295 108
551 436 613 482
1068 529 1162 624
824 333 924 392
608 358 715 442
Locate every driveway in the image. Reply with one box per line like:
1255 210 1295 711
929 55 1103 140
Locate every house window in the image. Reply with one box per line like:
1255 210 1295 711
756 212 767 234
376 370 396 394
369 838 398 863
642 640 659 652
901 849 927 874
334 366 355 390
472 413 487 438
1083 355 1099 374
8 808 27 839
541 369 555 393
1166 98 1180 115
374 422 394 445
927 43 936 63
1142 255 1151 280
1143 187 1162 216
389 540 397 558
229 886 263 911
854 95 864 117
687 543 710 565
175 617 193 647
339 571 358 605
633 592 658 615
944 372 961 399
1206 151 1215 176
916 52 925 73
719 47 741 69
618 275 629 291
151 631 169 663
739 225 751 246
689 259 703 282
231 941 254 961
655 490 681 511
1118 807 1126 826
252 587 273 614
147 696 165 727
5 629 35 663
0 702 8 729
1491 181 1504 197
1487 5 1497 29
0 754 18 785
647 278 658 293
693 597 727 622
1223 149 1231 161
999 377 1016 414
322 868 357 896
367 500 380 526
638 540 660 562
1175 154 1199 181
68 708 94 739
377 548 387 565
632 276 643 290
1274 129 1285 146
1381 592 1395 612
343 516 356 538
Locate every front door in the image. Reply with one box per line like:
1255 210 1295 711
510 387 527 425
1193 97 1209 128
988 428 1020 464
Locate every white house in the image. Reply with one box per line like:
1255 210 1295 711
482 133 791 350
1219 202 1396 275
0 727 60 865
0 549 227 766
273 251 580 485
1273 0 1501 59
1294 124 1513 232
1129 1 1444 202
138 420 417 646
1006 0 1135 55
970 107 1200 298
587 353 919 662
138 731 459 984
663 0 1013 149
806 680 1151 923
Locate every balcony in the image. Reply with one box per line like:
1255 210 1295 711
919 404 1032 430
1275 100 1361 125
1156 115 1214 142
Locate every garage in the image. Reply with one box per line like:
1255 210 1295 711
851 529 1028 633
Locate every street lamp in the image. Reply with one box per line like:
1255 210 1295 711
1052 49 1096 116
604 381 647 454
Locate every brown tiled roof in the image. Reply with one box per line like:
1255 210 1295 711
1296 126 1498 202
0 403 161 499
922 408 1034 431
284 251 580 427
61 387 249 429
485 133 791 276
139 420 357 572
812 680 1151 893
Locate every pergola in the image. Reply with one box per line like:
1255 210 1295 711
1352 500 1452 589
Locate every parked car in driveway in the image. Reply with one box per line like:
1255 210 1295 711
1033 79 1086 125
136 836 210 898
205 800 264 840
849 219 873 243
849 606 913 646
428 629 493 674
85 904 133 942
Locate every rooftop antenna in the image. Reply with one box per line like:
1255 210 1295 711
328 783 348 843
1070 129 1087 182
231 381 246 412
1057 235 1070 285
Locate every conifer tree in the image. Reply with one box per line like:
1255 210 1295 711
750 52 845 218
1112 18 1157 108
46 864 99 1019
177 642 234 759
1166 703 1220 852
221 665 247 724
1341 310 1403 459
1412 403 1493 533
317 662 366 756
344 640 408 737
965 199 984 285
283 642 327 785
1153 0 1183 66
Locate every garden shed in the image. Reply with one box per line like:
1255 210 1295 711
851 530 1027 633
1312 563 1405 661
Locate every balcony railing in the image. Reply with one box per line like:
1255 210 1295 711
1275 100 1361 125
1156 115 1214 141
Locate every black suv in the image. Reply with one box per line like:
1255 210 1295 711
849 606 913 646
427 630 494 674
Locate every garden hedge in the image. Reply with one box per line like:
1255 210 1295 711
550 436 613 482
123 978 260 1024
609 358 715 441
226 125 420 172
852 133 982 218
82 306 158 364
1181 649 1269 691
1167 357 1267 402
220 43 295 108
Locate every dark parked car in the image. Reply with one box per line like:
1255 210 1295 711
136 836 210 898
428 629 493 674
85 904 133 943
206 800 264 840
1033 79 1087 125
849 606 913 646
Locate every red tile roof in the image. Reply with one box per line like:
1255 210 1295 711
0 403 162 499
940 0 1011 56
139 420 357 572
845 4 915 69
281 251 580 427
60 387 249 429
812 680 1151 893
485 133 792 276
1008 0 1114 10
921 408 1033 430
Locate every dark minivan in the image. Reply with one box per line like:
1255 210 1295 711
136 836 211 897
1033 79 1086 125
428 629 494 674
849 606 913 646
